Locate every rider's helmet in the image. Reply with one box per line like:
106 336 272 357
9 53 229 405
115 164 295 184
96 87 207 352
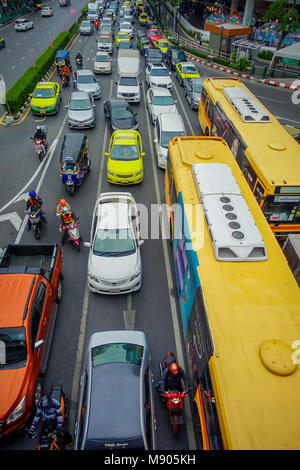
169 362 180 376
40 395 51 409
29 190 36 198
59 199 67 207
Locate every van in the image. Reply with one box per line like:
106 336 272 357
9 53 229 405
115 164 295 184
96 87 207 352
153 112 186 169
116 49 141 103
87 3 99 21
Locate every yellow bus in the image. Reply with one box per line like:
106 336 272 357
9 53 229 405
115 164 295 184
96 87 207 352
165 136 300 450
198 77 300 242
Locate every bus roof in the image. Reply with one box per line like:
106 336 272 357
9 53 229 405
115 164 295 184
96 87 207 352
203 77 300 188
169 136 300 450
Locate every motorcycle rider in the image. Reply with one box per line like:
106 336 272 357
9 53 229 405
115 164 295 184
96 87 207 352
61 64 71 84
27 394 73 448
94 18 99 30
26 191 47 230
158 354 190 393
32 126 48 154
75 50 83 66
56 200 77 246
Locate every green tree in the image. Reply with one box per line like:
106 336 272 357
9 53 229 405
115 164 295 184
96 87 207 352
263 0 300 73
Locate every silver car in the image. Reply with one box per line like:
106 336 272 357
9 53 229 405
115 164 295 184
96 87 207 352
79 20 94 35
66 91 96 129
74 330 157 450
183 77 205 110
94 52 112 74
74 70 101 99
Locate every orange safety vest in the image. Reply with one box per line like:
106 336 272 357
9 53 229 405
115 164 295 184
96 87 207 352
62 212 74 224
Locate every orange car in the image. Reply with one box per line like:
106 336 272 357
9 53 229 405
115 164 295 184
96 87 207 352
0 244 63 436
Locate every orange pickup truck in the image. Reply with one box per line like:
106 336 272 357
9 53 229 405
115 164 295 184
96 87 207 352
0 244 63 437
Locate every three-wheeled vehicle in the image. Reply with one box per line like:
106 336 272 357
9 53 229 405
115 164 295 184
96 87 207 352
60 133 91 195
55 50 71 75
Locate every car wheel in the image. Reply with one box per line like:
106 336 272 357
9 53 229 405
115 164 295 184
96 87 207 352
33 380 43 411
56 276 63 303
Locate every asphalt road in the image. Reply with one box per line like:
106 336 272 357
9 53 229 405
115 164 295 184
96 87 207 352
0 2 299 453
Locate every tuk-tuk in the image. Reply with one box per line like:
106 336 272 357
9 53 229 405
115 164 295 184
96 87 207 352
60 133 91 195
55 50 71 75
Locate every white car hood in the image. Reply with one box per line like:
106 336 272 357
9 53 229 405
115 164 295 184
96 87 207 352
150 76 172 87
153 104 176 116
89 251 139 280
118 84 139 94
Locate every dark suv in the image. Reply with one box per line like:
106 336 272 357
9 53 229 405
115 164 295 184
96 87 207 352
165 47 187 71
144 48 163 66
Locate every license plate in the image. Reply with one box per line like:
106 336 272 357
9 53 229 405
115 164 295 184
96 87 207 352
40 110 46 114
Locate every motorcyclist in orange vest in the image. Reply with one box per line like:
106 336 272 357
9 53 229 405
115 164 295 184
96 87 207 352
56 199 77 246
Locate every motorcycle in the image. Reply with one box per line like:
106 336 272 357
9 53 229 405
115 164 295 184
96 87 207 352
27 385 68 451
75 58 83 70
61 218 82 251
158 352 191 437
61 72 70 88
25 206 45 240
31 137 48 162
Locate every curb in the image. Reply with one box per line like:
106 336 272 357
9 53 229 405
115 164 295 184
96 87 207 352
186 54 300 91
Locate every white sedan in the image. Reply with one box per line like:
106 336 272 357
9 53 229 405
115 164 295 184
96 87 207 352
119 21 133 38
84 192 144 295
93 51 112 74
146 87 178 124
40 7 54 16
15 19 34 31
145 62 172 91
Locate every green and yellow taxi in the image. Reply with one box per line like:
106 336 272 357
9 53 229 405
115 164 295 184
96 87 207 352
136 1 143 11
153 39 169 57
138 13 149 25
115 31 130 47
106 130 145 185
30 81 62 115
175 62 200 86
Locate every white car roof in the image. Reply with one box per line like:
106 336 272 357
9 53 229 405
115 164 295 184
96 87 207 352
150 87 172 96
159 112 185 132
98 201 131 230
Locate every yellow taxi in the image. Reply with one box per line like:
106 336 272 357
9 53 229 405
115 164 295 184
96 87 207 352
30 81 62 115
175 62 200 86
153 39 169 56
106 130 145 185
116 31 130 47
138 13 149 25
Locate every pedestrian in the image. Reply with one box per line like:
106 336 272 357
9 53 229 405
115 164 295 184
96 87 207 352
198 33 202 46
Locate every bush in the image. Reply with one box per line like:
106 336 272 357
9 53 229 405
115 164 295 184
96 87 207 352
296 133 300 144
213 57 231 67
258 50 273 61
231 58 250 71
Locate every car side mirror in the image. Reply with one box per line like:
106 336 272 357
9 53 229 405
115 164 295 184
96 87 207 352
65 105 68 108
153 139 158 143
34 339 45 350
175 100 178 103
138 239 144 246
142 152 145 156
104 152 109 156
84 242 91 248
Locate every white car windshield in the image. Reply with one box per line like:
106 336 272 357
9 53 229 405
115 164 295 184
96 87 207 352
153 96 174 106
93 228 136 256
151 68 168 76
111 144 139 161
69 99 91 110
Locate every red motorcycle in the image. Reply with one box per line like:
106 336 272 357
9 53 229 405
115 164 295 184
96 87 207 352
30 137 49 161
158 353 191 437
61 72 70 87
61 219 82 251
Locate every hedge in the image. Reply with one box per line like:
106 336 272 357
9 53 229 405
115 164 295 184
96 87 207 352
4 7 87 114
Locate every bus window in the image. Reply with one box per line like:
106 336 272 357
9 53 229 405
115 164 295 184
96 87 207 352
238 153 257 190
254 180 265 204
262 196 300 224
200 367 223 450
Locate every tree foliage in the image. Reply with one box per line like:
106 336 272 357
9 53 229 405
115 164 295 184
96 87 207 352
263 0 300 49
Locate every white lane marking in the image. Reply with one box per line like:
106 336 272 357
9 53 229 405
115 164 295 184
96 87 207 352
275 115 300 126
0 212 22 231
142 81 197 450
14 114 68 245
123 293 136 330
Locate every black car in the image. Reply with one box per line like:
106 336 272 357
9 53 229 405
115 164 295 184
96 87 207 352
144 48 163 66
104 98 138 131
165 47 187 71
